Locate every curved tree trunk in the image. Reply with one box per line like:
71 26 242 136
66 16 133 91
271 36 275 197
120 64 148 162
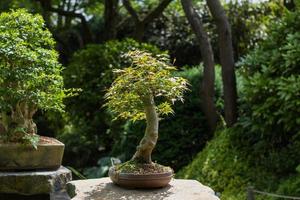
181 0 218 132
131 95 158 163
206 0 237 127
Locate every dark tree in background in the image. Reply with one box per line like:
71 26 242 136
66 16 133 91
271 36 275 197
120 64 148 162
206 0 237 126
181 0 218 132
182 0 238 129
104 0 119 40
36 0 93 45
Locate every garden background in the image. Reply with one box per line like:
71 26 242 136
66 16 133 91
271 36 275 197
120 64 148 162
1 0 299 199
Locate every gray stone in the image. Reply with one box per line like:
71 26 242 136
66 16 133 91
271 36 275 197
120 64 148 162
0 166 72 195
67 177 220 200
51 190 71 200
0 190 71 200
0 137 65 170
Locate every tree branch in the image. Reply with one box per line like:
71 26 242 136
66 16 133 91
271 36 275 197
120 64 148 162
143 0 173 24
122 0 140 23
122 0 173 40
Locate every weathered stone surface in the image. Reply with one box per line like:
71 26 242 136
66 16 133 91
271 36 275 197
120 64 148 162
67 177 220 200
0 190 70 200
0 166 72 195
0 137 64 170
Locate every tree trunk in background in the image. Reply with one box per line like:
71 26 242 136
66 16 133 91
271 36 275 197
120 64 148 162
36 0 93 45
131 95 158 163
206 0 237 127
104 0 119 40
134 22 146 41
181 0 218 133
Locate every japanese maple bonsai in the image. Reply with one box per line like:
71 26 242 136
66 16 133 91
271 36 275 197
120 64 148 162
0 9 75 170
105 50 188 188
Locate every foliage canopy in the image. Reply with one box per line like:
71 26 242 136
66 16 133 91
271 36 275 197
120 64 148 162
104 50 188 122
0 9 75 146
0 9 72 113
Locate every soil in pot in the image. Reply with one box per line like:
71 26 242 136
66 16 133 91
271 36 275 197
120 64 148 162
109 160 174 189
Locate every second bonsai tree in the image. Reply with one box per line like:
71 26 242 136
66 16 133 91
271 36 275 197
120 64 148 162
0 9 76 170
0 9 74 147
105 50 188 187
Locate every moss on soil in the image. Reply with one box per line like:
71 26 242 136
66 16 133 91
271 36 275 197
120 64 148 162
115 160 173 174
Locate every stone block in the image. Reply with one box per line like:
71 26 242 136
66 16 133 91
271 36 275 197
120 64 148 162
0 166 72 195
67 177 220 200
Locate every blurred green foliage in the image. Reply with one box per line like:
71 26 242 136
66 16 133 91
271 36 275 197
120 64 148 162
83 157 116 178
177 128 280 200
236 6 300 173
178 7 300 199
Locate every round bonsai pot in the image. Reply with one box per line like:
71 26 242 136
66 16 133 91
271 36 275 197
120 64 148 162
0 136 64 171
108 166 173 189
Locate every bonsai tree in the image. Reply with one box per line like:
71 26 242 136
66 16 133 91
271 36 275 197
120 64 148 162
105 50 188 167
0 9 74 147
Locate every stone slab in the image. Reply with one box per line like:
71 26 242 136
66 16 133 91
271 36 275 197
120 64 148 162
0 166 72 195
0 190 70 200
67 177 220 200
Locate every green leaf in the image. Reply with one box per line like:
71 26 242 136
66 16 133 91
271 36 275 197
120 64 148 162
104 50 188 121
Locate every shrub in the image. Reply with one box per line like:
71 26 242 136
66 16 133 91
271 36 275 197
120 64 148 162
59 39 162 168
235 7 300 174
176 128 280 200
277 174 300 196
0 9 74 147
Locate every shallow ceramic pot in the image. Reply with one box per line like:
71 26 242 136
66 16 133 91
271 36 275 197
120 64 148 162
0 137 64 171
109 166 173 189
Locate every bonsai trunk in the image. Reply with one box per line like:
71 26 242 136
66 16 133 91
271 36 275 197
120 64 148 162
131 95 158 164
1 102 37 142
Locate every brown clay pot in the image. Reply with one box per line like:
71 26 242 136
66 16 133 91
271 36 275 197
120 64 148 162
108 166 173 189
0 137 64 171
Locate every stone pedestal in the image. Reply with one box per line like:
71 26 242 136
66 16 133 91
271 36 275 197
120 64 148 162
67 177 220 200
0 166 72 200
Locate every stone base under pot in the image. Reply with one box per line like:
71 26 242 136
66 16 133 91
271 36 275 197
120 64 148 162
108 166 173 189
0 137 64 171
67 177 220 200
0 166 72 196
